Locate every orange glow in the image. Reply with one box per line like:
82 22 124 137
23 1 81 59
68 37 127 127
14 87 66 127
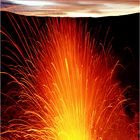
1 17 137 140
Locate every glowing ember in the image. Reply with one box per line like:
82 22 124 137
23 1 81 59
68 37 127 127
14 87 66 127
1 16 137 140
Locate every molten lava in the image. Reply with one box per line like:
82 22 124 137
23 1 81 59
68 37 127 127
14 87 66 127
1 16 137 140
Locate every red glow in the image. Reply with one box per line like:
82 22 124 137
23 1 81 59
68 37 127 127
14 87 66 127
1 17 138 140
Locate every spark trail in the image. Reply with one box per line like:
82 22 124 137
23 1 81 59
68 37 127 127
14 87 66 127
1 15 137 140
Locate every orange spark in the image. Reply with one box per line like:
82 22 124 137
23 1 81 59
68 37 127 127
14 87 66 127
1 16 137 140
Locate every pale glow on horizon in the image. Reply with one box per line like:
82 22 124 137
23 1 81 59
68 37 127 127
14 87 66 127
8 0 57 6
1 0 140 17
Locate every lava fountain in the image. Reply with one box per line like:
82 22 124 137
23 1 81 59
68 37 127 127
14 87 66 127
1 14 137 140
